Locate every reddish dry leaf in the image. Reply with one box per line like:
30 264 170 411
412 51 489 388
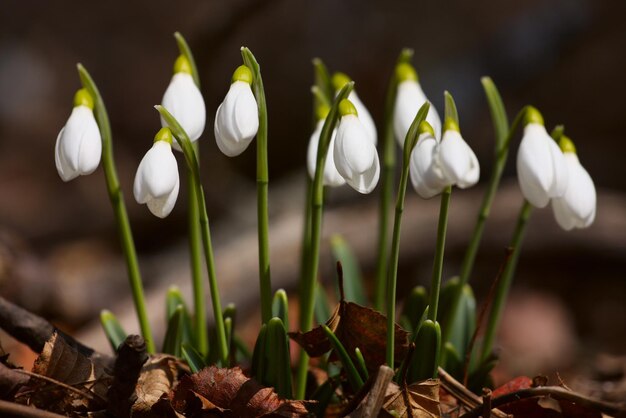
491 375 532 398
381 379 441 418
167 366 309 418
289 300 409 372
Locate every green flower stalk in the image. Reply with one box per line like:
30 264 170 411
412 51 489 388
374 48 414 312
156 105 229 365
241 47 273 325
295 82 354 400
77 65 155 353
385 103 431 368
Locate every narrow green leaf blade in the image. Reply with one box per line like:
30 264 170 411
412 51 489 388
100 310 127 351
322 325 364 392
314 282 332 325
409 319 441 382
402 101 431 164
330 235 366 305
182 342 207 373
444 90 459 126
272 289 289 326
251 324 267 380
481 77 509 149
162 305 184 357
166 286 193 346
312 58 334 105
174 32 201 88
354 347 369 381
265 317 293 398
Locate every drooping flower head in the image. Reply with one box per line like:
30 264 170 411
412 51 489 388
55 88 102 181
134 127 180 218
516 107 569 208
307 104 346 187
438 117 480 189
409 121 447 198
214 65 259 157
332 72 377 145
551 136 596 230
394 63 442 145
161 55 206 150
333 99 380 194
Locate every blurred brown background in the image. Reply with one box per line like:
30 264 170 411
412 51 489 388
1 0 625 387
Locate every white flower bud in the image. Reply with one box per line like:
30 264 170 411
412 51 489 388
409 129 447 199
438 128 480 189
394 79 442 145
307 119 346 187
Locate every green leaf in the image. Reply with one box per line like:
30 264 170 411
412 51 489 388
182 342 207 373
174 32 200 88
264 317 293 398
162 305 184 357
444 90 459 126
550 125 565 142
402 102 431 165
272 289 289 326
442 342 463 378
400 286 428 336
354 347 369 381
99 310 127 351
312 58 334 105
309 379 337 417
481 77 508 149
314 282 332 325
166 286 193 346
251 324 267 380
408 320 441 382
330 235 367 305
322 325 364 392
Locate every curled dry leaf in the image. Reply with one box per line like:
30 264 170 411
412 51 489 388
131 354 180 417
289 300 409 372
165 366 310 417
381 379 440 418
21 332 112 414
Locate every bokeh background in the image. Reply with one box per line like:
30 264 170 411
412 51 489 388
1 0 625 393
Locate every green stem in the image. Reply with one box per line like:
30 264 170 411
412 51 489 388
480 200 533 361
295 82 354 400
385 102 431 368
156 105 228 365
174 32 208 356
442 106 528 346
77 64 155 353
241 47 272 325
428 186 452 322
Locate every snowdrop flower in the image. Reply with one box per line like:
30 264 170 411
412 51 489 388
393 63 442 145
438 118 480 189
134 128 180 218
161 55 206 150
516 107 569 208
332 72 377 145
214 65 259 157
333 99 380 193
307 104 346 187
55 88 102 181
409 121 448 198
551 136 596 230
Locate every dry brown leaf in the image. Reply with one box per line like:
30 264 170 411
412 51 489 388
289 300 409 372
168 366 310 417
381 379 441 418
131 354 179 417
22 332 112 414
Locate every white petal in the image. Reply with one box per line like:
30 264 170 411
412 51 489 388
307 120 345 187
516 123 554 208
334 115 379 193
147 176 180 218
161 73 206 149
551 154 596 230
546 138 569 198
214 81 259 157
56 106 102 181
55 127 78 181
393 80 442 146
347 91 377 145
409 133 447 198
134 141 179 213
439 130 480 189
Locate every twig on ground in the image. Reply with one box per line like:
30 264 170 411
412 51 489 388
0 400 68 418
438 367 508 418
106 335 148 418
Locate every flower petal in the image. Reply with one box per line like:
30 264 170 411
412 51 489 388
147 175 180 218
551 153 596 230
134 141 179 217
334 115 379 193
161 73 206 148
516 123 554 208
307 120 345 187
214 81 258 157
348 91 377 145
394 80 442 146
55 127 78 182
409 133 447 198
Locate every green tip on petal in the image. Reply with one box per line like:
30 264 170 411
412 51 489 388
316 103 330 121
339 99 358 117
332 72 352 90
173 55 192 75
559 135 577 154
232 65 253 84
395 62 418 82
418 120 435 136
154 127 174 144
524 106 544 126
73 88 94 109
443 116 460 133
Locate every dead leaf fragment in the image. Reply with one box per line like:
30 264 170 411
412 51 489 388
289 300 409 372
168 366 310 417
381 379 441 418
132 354 179 417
